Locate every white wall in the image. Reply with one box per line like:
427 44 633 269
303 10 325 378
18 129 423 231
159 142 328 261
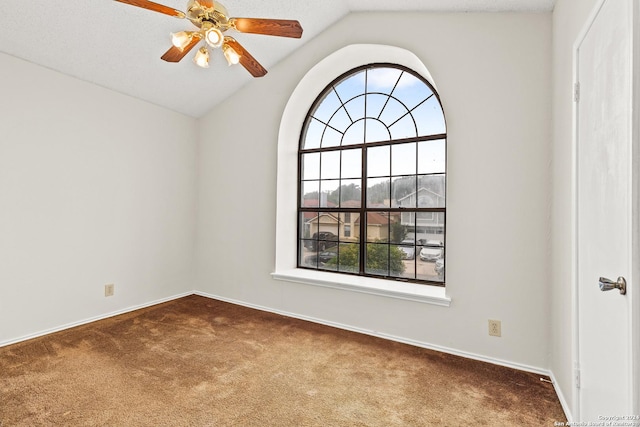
549 0 599 417
195 12 552 371
2 8 587 410
0 53 198 344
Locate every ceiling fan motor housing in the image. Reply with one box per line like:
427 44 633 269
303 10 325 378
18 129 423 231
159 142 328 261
186 0 230 29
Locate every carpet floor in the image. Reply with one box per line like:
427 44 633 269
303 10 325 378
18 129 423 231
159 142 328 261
0 295 566 426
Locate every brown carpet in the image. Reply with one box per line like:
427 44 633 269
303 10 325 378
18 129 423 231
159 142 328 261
0 295 566 426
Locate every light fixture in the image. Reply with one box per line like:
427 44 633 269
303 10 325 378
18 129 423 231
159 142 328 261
205 27 224 48
193 46 210 68
223 43 240 65
170 31 192 50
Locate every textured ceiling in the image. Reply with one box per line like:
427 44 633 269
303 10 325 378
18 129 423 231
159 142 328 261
0 0 555 117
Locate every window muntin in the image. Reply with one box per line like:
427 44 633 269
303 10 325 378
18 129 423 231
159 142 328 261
298 64 446 285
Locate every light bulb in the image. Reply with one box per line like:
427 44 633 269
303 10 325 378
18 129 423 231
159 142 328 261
223 44 240 65
171 31 192 50
193 47 210 68
205 28 224 48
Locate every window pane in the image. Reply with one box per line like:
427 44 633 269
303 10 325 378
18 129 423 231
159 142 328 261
302 152 320 180
389 114 418 140
366 212 389 242
418 139 446 174
320 180 339 207
344 96 366 121
321 126 342 148
389 213 407 244
392 176 417 208
417 175 445 208
398 212 416 241
366 177 390 208
341 148 362 179
367 67 402 94
414 96 446 136
364 118 391 143
300 212 317 239
417 239 445 283
319 253 339 271
365 243 389 276
300 239 318 268
343 120 365 146
339 179 361 208
392 142 417 176
337 242 359 273
302 118 323 150
395 254 416 280
321 151 340 179
367 146 390 177
335 71 366 103
393 235 416 280
301 181 319 207
416 213 445 239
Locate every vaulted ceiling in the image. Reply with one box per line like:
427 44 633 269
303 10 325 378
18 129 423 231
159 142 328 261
0 0 555 117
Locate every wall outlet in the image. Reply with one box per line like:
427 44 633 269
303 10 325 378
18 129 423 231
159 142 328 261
488 319 501 337
104 283 114 297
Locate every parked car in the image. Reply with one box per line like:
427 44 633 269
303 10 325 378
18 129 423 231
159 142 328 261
398 239 416 260
435 258 445 277
304 251 337 266
304 232 339 251
419 240 443 262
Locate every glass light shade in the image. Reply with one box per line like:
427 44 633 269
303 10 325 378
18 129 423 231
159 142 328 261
193 47 210 68
171 31 192 50
223 44 240 65
205 28 224 48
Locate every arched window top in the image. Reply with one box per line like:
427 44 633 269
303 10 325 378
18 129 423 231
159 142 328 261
301 64 446 150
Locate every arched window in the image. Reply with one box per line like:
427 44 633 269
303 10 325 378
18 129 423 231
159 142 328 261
298 64 446 285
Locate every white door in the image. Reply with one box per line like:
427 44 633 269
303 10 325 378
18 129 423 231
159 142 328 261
575 0 637 421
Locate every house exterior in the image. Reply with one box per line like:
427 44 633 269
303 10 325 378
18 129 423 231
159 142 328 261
396 187 445 235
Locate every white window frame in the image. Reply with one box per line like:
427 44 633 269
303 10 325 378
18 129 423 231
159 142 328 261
272 44 450 307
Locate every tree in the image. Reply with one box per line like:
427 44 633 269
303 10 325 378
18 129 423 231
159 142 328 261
327 242 405 275
327 183 362 205
390 222 407 244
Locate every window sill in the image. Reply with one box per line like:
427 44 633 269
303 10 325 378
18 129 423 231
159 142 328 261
271 269 451 307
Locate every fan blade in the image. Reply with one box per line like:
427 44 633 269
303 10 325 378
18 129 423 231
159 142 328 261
231 18 303 38
198 0 214 7
114 0 185 18
225 38 267 78
161 36 201 62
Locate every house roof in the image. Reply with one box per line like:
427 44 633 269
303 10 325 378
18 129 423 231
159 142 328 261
397 187 444 203
0 0 555 118
306 212 340 225
355 212 387 226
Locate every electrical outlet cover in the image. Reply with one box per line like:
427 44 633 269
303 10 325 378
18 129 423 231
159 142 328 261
488 320 501 337
105 284 114 297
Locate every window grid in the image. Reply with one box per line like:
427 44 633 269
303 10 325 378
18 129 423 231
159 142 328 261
298 64 446 286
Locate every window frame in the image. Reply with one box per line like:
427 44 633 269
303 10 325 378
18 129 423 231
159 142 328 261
296 63 447 286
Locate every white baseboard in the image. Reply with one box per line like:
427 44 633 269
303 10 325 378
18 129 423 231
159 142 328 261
549 370 573 422
0 291 193 348
194 290 551 376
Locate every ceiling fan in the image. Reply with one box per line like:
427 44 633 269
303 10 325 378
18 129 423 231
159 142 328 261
114 0 303 77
